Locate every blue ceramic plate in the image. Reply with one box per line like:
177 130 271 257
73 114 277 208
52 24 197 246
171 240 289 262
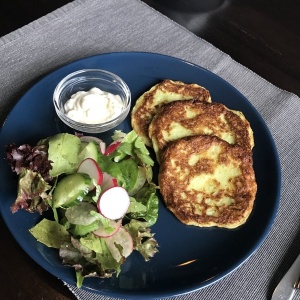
0 52 281 299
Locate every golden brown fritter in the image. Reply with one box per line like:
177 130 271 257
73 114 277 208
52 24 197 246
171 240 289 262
158 135 257 229
149 100 254 162
131 80 211 146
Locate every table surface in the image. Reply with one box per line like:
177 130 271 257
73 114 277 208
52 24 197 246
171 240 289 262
0 1 299 299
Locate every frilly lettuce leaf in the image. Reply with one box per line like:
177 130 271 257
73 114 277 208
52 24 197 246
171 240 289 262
11 168 52 214
60 235 119 288
5 142 52 181
111 130 127 141
126 183 159 226
111 130 154 167
124 220 158 261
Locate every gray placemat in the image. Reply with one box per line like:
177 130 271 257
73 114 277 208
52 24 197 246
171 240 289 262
1 0 299 299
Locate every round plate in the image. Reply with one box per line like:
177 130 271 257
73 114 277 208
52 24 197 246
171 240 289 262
0 52 281 299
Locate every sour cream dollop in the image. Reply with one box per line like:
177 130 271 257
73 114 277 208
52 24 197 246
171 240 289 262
64 87 124 124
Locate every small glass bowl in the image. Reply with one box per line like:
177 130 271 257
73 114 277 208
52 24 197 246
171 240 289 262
53 69 131 133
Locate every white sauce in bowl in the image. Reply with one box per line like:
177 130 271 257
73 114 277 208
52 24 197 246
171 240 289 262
64 87 124 124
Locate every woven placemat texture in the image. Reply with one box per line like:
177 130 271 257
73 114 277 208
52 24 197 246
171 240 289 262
0 0 299 299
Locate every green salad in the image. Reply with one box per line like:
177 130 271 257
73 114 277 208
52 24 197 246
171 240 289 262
5 130 159 287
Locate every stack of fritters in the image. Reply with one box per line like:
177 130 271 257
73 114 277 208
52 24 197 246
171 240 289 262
131 80 257 229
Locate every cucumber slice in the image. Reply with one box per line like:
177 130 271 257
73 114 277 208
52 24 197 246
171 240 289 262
52 173 91 208
78 141 101 163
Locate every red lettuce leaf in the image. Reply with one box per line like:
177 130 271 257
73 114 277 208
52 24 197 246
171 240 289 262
5 143 52 182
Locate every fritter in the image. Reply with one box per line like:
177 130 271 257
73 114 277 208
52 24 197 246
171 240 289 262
131 80 211 146
149 100 254 162
158 135 257 229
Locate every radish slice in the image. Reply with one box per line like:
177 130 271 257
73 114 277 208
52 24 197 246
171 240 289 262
105 227 134 261
93 219 122 238
104 140 122 155
80 136 106 154
77 158 103 190
97 186 130 220
101 172 118 193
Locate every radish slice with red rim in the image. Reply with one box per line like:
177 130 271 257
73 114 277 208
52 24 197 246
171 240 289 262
77 158 103 190
104 140 122 156
101 172 118 193
97 186 130 220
